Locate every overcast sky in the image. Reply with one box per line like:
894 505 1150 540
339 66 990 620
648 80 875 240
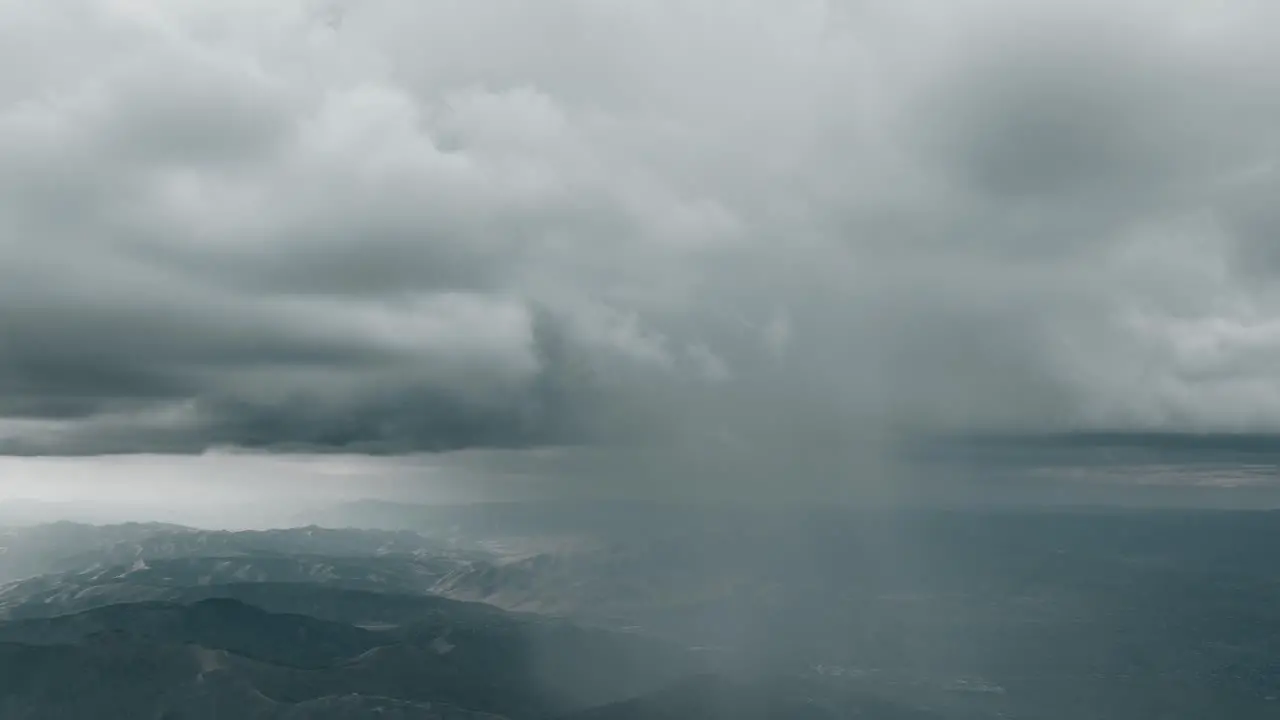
3 0 1280 504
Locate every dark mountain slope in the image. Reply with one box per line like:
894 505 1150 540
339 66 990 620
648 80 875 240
0 597 382 668
0 588 703 718
0 638 506 720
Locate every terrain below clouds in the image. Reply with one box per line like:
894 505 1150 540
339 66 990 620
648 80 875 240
1 502 1279 718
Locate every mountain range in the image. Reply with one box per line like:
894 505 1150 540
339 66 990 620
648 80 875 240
2 504 1280 718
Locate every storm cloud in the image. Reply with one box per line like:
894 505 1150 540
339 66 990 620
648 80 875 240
3 0 1280 457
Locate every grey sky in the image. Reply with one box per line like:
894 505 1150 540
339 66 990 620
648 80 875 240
3 1 1280 498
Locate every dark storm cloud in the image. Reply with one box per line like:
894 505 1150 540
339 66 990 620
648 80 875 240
926 12 1212 201
4 0 1280 457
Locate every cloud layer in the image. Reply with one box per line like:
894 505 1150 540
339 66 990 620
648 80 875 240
3 0 1280 456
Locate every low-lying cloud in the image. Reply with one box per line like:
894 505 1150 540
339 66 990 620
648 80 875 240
4 0 1280 458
